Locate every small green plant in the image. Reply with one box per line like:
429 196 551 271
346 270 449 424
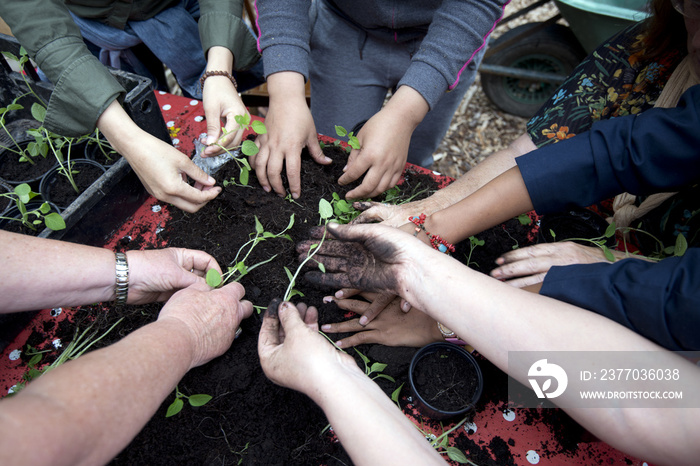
382 182 431 205
354 348 395 383
517 213 532 225
211 115 267 186
329 192 361 224
464 235 484 268
282 198 333 301
9 316 123 395
334 125 361 153
206 214 295 289
165 385 212 417
0 183 65 231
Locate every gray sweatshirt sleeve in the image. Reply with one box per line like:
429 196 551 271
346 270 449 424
398 0 510 109
255 0 312 80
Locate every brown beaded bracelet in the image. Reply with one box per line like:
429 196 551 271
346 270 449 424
199 70 238 91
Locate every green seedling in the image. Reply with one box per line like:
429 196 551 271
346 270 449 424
382 182 432 206
329 192 361 224
210 115 267 186
9 316 123 396
547 220 689 263
334 125 361 153
0 183 65 231
283 198 333 301
206 214 295 288
284 193 303 207
354 348 395 383
517 213 533 225
166 385 212 417
464 235 484 268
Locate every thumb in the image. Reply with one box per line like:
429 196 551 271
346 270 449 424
259 298 283 349
277 301 306 334
181 159 217 187
205 119 222 146
307 136 332 165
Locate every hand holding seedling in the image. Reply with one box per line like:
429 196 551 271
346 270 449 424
160 281 253 369
297 223 422 296
321 292 443 348
259 300 356 390
126 248 223 304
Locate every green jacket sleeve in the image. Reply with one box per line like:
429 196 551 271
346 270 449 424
0 0 124 137
198 0 260 71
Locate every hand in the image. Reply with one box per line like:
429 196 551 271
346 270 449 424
338 109 410 199
350 198 443 228
321 292 442 348
258 300 357 392
296 223 428 296
158 281 253 369
252 72 331 198
200 75 250 157
98 100 221 213
490 242 647 288
126 248 222 304
339 86 428 199
331 288 406 326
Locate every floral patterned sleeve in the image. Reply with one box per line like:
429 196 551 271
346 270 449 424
526 22 683 148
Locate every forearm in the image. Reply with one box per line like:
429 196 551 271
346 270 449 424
427 133 535 211
311 365 444 465
0 231 116 312
0 318 195 466
267 71 308 107
400 253 700 464
424 166 533 245
206 45 234 72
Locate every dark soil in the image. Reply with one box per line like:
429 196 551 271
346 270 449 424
40 160 106 209
16 140 600 465
0 151 57 185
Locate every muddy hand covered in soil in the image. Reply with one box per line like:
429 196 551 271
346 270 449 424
20 140 591 465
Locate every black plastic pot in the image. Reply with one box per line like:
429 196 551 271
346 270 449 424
0 119 59 186
84 135 120 168
0 179 13 216
408 342 483 420
0 200 62 235
39 159 107 210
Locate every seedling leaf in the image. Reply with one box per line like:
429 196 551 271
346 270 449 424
44 212 66 231
166 398 184 417
31 103 46 123
206 269 223 288
675 233 688 257
188 394 212 407
319 198 333 220
446 447 470 463
604 222 617 238
241 139 258 156
251 120 267 134
334 125 348 137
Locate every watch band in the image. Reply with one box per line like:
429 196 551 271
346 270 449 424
114 252 129 306
437 322 468 346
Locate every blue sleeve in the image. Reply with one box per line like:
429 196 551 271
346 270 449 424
540 250 700 351
517 85 700 214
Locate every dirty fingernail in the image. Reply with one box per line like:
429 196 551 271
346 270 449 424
266 298 282 318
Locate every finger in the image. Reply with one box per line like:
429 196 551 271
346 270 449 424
333 288 361 299
399 298 411 312
307 137 332 165
239 299 254 319
267 151 288 197
350 202 386 224
337 156 371 187
252 141 272 193
495 244 553 265
320 317 364 334
277 301 306 333
186 249 223 275
181 160 218 187
304 271 354 289
167 184 222 213
259 298 283 350
334 329 381 349
303 305 319 330
502 272 548 289
285 153 302 199
331 297 371 314
358 292 394 326
345 167 383 199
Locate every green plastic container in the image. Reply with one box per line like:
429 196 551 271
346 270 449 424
555 0 650 52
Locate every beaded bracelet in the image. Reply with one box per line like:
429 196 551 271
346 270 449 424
199 70 238 92
408 214 455 254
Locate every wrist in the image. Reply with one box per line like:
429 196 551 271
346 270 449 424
114 251 129 305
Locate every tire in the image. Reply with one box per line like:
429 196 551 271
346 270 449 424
481 23 587 118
